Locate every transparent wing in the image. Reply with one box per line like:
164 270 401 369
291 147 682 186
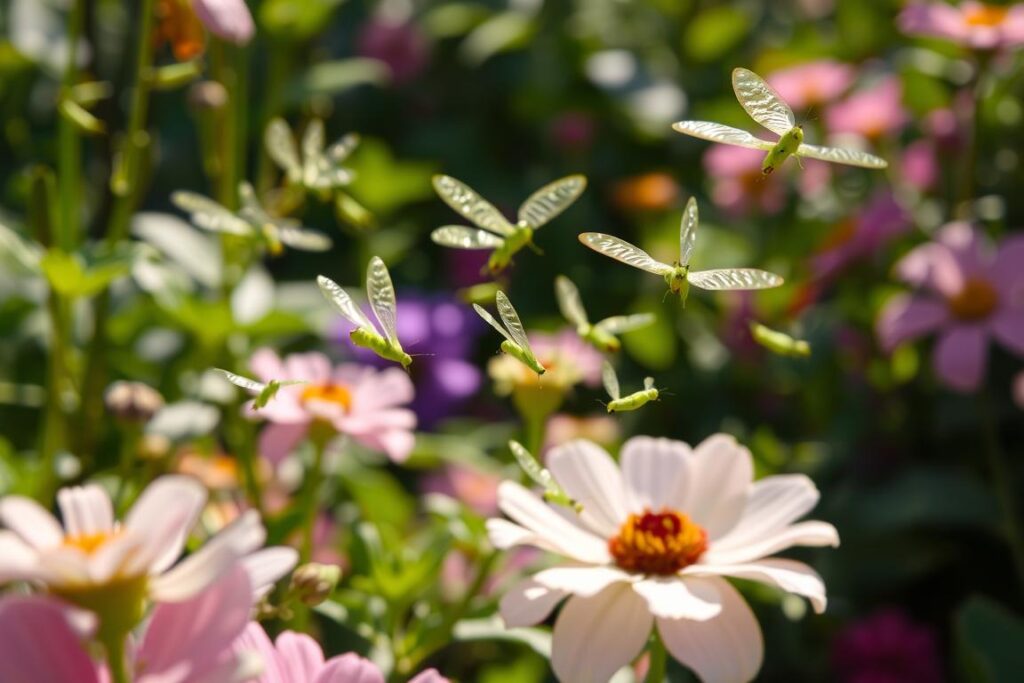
431 226 506 250
643 377 655 391
687 268 784 290
671 121 774 151
214 369 265 393
594 313 655 335
602 361 620 400
473 303 514 344
495 291 533 356
433 175 516 236
366 256 399 343
795 143 888 169
264 118 302 183
517 174 587 229
301 119 326 186
317 275 375 331
170 191 252 236
679 196 699 267
277 225 333 252
579 233 674 275
554 275 588 327
732 68 795 136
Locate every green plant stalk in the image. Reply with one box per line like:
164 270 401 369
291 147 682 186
981 391 1024 592
644 630 668 683
958 53 991 215
256 41 293 193
300 439 328 563
104 633 131 683
57 0 86 251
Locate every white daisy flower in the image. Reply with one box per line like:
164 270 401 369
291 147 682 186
487 434 839 683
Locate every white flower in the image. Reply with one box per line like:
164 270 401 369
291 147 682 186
487 434 839 683
0 475 296 604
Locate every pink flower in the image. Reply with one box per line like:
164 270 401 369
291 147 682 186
488 329 604 395
543 414 621 454
422 463 502 516
234 622 448 683
193 0 255 44
767 60 857 110
549 112 597 152
703 145 786 217
899 2 1024 50
356 18 431 84
826 76 908 140
832 608 943 683
900 140 939 192
812 191 911 280
248 349 417 463
0 566 259 683
877 223 1024 392
1015 371 1024 409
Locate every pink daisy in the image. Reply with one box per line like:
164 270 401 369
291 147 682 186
767 60 857 110
826 75 909 140
899 2 1024 50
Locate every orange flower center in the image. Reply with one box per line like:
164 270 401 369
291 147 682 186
965 5 1009 27
947 278 999 321
156 0 206 61
300 384 353 412
609 508 707 575
64 532 115 555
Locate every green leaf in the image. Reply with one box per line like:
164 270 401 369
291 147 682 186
460 12 536 65
260 0 345 41
286 59 390 103
40 249 87 296
956 596 1024 683
340 463 414 531
683 7 752 62
347 139 436 216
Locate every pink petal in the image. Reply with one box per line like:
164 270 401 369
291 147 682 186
0 530 39 582
932 325 988 392
0 496 64 550
284 352 333 384
259 422 310 464
877 295 949 352
231 623 286 683
0 597 100 683
125 475 206 575
248 348 285 383
275 632 325 682
193 0 255 45
992 235 1024 295
315 653 385 683
895 242 965 296
991 309 1024 357
408 670 449 683
240 547 298 601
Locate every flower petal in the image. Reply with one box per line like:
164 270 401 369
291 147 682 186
710 475 820 553
499 578 568 628
685 434 753 540
193 0 255 45
532 564 633 598
275 632 325 682
551 584 653 683
231 622 286 683
657 577 763 683
684 558 828 614
125 475 207 574
408 670 449 683
0 597 100 683
702 521 839 565
0 531 39 582
0 496 64 550
620 436 691 513
315 653 386 683
495 482 610 564
933 325 988 393
240 547 298 601
56 485 114 538
876 295 948 352
259 422 311 465
547 439 629 538
633 576 722 621
991 309 1024 357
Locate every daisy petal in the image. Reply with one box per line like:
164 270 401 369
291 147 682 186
0 496 64 550
56 485 113 538
551 584 653 683
685 558 828 613
685 434 753 540
547 439 629 538
633 577 722 621
240 547 299 601
657 577 763 683
126 475 207 574
0 531 39 582
620 437 692 513
496 482 610 564
0 597 100 683
702 521 839 565
991 309 1024 357
710 475 820 552
499 578 568 628
315 653 385 683
275 632 325 682
933 325 988 393
408 670 449 683
532 565 633 598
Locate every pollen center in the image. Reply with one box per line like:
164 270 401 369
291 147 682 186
609 508 707 575
301 384 353 412
64 532 115 555
947 278 999 321
965 5 1009 27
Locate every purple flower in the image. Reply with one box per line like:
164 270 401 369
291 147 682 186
832 608 943 683
356 18 430 85
193 0 254 44
877 223 1024 392
899 2 1024 51
335 294 483 428
812 191 911 281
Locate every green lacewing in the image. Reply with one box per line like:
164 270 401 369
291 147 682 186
554 275 654 353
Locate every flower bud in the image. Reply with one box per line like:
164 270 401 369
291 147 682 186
104 381 165 423
288 563 341 606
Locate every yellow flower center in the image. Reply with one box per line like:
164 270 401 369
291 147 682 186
300 384 353 412
64 531 116 555
965 4 1009 27
609 508 707 575
947 278 999 321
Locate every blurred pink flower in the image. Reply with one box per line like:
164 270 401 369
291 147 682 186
703 145 786 217
900 140 939 192
488 329 604 395
422 463 502 516
826 76 908 139
832 608 943 683
767 60 857 109
235 622 447 683
193 0 254 44
1013 371 1024 409
899 2 1024 50
248 349 417 463
812 191 911 280
543 413 621 453
877 223 1024 392
356 18 430 84
549 112 597 152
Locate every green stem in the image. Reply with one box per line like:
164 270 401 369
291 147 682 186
57 0 85 251
113 424 141 511
300 440 327 563
104 633 131 683
256 42 292 193
957 54 990 215
981 391 1024 592
644 629 668 683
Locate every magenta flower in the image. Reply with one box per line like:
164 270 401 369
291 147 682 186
422 463 502 517
826 76 908 140
812 191 911 280
234 622 448 682
248 349 417 463
703 145 786 217
877 223 1024 392
899 2 1024 50
193 0 255 44
832 608 943 683
900 140 939 192
356 17 430 84
767 60 857 110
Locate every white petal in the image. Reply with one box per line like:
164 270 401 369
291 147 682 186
56 485 113 538
241 546 299 601
500 578 568 628
551 584 653 683
126 475 207 573
533 564 633 597
702 521 839 566
87 531 146 583
710 475 820 553
34 547 92 585
657 577 763 683
620 437 691 513
149 511 265 602
685 559 828 614
547 439 629 538
0 496 64 549
0 531 39 581
496 482 610 564
685 435 753 540
632 577 721 621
